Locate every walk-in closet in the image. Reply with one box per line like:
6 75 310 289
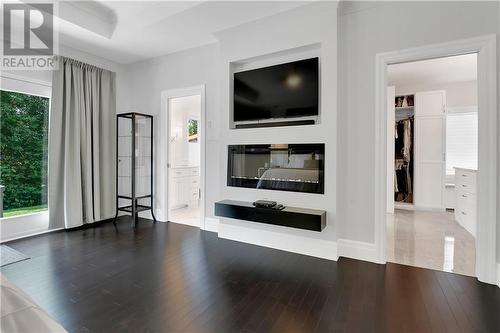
394 94 414 204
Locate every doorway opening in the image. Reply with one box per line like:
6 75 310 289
159 86 205 229
375 36 497 285
168 95 201 226
386 54 478 276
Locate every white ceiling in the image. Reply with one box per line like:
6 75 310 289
388 53 477 87
50 1 310 64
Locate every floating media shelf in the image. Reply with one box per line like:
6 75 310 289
215 200 326 232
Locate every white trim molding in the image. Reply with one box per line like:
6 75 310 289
159 85 206 229
1 227 64 244
1 211 50 243
218 221 337 261
203 217 219 233
375 35 497 284
337 239 377 263
497 263 500 288
1 72 51 88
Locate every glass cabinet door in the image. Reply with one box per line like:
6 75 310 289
117 116 132 208
134 115 152 199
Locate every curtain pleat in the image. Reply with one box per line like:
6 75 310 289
48 57 116 229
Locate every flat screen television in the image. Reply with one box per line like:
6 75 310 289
227 144 324 194
233 57 319 122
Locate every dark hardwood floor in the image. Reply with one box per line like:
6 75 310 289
2 217 500 333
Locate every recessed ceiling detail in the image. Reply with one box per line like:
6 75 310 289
14 1 311 64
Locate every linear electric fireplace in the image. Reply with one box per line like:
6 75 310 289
227 144 324 194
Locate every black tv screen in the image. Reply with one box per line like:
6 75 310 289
233 57 319 122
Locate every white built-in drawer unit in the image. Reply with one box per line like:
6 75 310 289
454 167 477 237
169 166 200 209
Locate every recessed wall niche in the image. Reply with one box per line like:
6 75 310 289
229 43 322 129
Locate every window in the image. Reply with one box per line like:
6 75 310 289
0 90 49 218
446 111 478 175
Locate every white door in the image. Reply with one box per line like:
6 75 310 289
387 86 395 213
414 90 446 210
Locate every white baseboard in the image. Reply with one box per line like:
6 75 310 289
413 205 446 212
218 222 337 261
203 217 219 233
168 219 201 228
394 202 415 211
1 227 64 244
497 263 500 288
337 239 378 263
394 203 447 213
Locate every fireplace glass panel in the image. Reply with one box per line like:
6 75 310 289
227 144 324 194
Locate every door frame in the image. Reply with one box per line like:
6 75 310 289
374 35 497 284
159 85 206 229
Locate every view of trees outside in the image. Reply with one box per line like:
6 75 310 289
0 90 49 218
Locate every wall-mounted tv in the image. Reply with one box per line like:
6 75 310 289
233 57 319 122
227 144 324 194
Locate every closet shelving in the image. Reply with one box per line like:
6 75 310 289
393 90 447 210
394 94 414 204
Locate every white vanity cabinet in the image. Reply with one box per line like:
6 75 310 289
454 167 477 237
169 167 199 209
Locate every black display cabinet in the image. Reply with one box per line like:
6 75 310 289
114 112 156 226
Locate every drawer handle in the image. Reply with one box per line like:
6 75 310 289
462 184 467 188
462 194 468 198
461 211 467 215
462 174 468 177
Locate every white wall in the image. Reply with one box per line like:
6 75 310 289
2 1 497 269
118 2 338 257
215 2 337 250
118 1 500 267
117 43 219 220
337 1 499 257
497 1 500 267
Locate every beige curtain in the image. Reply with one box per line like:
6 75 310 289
49 57 116 229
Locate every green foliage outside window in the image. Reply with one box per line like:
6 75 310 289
188 118 198 136
188 118 198 143
0 90 49 216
